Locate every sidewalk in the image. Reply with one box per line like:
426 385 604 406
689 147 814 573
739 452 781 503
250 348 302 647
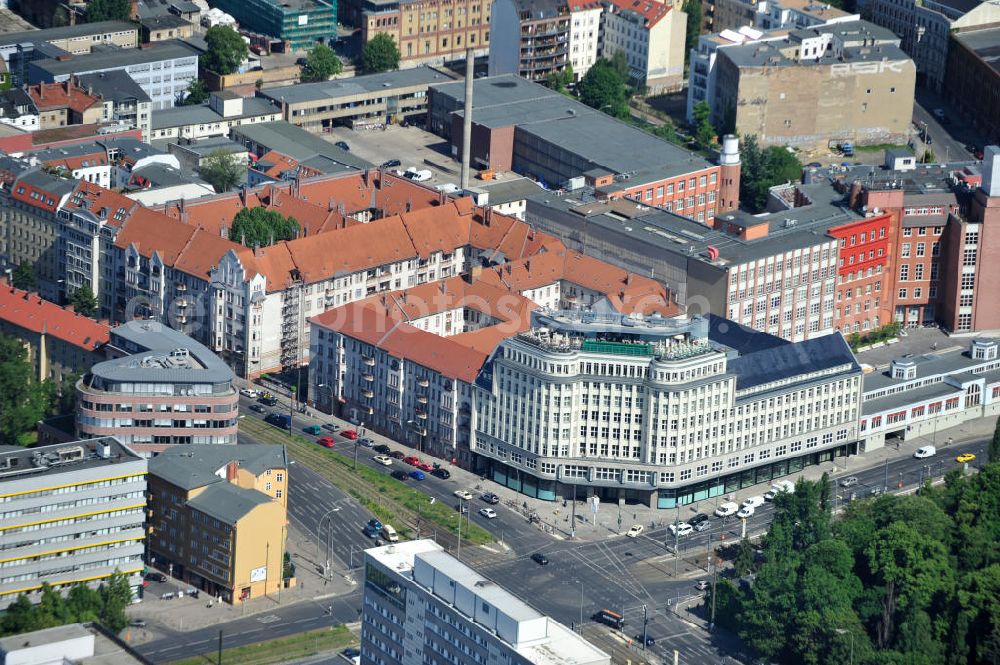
124 524 355 646
246 380 994 546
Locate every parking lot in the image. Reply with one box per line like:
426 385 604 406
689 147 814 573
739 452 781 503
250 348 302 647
319 124 463 189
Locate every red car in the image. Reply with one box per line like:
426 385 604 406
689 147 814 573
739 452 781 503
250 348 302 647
416 462 434 472
403 456 420 466
340 430 358 440
317 436 335 448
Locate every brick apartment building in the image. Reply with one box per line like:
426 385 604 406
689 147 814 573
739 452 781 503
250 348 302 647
338 0 491 67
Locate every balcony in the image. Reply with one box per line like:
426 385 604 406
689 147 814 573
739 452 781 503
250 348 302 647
363 373 374 382
363 355 376 366
362 389 374 398
416 394 428 404
417 378 429 388
175 283 188 292
175 299 189 309
415 410 428 420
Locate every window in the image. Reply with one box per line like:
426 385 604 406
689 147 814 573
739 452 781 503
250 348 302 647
916 243 925 257
899 264 909 280
901 243 911 258
898 288 907 299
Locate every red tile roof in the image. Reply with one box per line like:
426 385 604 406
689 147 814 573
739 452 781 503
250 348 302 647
608 0 672 27
0 285 110 352
28 81 100 115
65 181 138 229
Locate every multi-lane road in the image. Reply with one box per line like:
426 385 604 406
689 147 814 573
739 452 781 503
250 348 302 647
135 394 992 664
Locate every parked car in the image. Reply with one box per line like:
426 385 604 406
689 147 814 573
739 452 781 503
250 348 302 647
380 159 401 169
389 450 406 460
403 456 420 466
249 404 266 414
956 453 976 463
695 580 710 591
455 503 468 514
764 480 796 501
454 490 474 500
479 508 497 519
715 502 739 518
416 461 434 472
531 552 550 565
688 513 709 527
626 524 644 538
431 468 451 479
335 141 350 151
145 572 167 583
693 520 711 532
409 470 427 480
742 495 765 509
358 437 374 447
317 436 335 448
481 492 500 504
303 424 322 435
373 444 391 454
914 446 937 459
372 454 392 465
322 423 341 433
239 388 259 397
669 522 693 537
259 396 278 406
391 470 409 481
839 476 859 488
129 618 147 628
737 505 755 519
340 429 358 440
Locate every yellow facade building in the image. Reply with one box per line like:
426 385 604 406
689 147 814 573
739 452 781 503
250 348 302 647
146 445 288 604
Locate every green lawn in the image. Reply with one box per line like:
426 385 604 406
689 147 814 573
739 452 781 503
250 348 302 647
166 625 354 665
240 417 493 545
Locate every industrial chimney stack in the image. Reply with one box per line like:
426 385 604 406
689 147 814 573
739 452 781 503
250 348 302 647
460 48 474 190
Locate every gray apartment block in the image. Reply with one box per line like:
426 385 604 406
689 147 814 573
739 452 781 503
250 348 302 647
362 540 609 665
0 438 147 609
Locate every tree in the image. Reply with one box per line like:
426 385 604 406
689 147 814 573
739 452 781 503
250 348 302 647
202 25 248 75
578 59 629 119
610 50 630 83
301 42 342 82
199 149 244 193
69 285 98 318
11 262 36 291
0 334 54 445
545 64 574 94
228 207 300 247
923 148 937 164
738 135 803 212
683 0 703 65
180 79 210 106
86 0 131 22
360 33 400 74
99 571 133 634
734 537 755 576
692 99 716 149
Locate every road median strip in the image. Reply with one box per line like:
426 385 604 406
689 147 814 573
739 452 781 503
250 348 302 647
241 417 493 545
164 625 354 665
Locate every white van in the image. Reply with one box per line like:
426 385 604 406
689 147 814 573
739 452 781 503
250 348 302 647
381 524 399 543
765 480 796 500
914 446 936 459
715 502 739 517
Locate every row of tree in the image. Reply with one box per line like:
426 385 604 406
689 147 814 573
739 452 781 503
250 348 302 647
1 573 134 636
712 438 1000 665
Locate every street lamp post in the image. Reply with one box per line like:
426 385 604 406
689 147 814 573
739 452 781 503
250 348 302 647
835 628 855 665
456 498 463 560
353 421 364 470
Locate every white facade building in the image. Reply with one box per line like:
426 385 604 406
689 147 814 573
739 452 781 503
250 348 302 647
362 540 610 665
472 310 862 506
601 0 687 93
567 0 603 79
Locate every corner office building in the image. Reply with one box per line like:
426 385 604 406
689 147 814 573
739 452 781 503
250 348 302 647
0 438 146 609
362 540 609 665
472 311 862 507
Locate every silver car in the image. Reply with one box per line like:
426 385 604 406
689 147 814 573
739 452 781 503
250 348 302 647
839 476 859 488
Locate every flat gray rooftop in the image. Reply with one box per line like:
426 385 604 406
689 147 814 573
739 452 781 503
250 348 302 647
261 66 454 105
231 121 371 170
94 320 234 384
149 444 287 491
32 40 199 77
0 438 142 484
0 21 135 48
